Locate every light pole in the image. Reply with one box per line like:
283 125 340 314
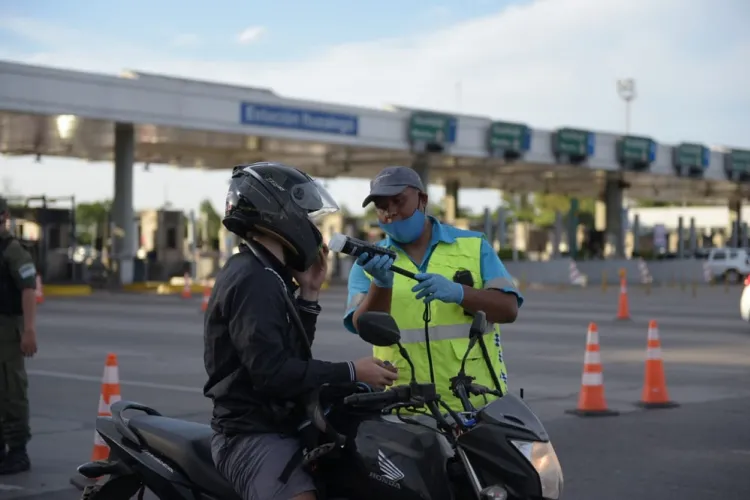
616 78 636 134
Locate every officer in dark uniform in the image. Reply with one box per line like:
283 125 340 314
0 197 37 474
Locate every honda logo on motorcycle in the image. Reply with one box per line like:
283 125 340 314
369 449 404 489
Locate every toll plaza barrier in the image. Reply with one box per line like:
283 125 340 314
504 258 584 287
645 259 710 286
576 259 647 286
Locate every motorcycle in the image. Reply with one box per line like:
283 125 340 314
75 310 563 500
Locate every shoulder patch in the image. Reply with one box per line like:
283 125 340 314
18 262 37 279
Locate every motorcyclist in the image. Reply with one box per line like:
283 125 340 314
203 162 399 500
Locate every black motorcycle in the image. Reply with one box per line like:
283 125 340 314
75 311 563 500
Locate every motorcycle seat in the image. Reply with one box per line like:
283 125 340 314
128 415 241 500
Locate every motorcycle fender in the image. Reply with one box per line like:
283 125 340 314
94 417 194 489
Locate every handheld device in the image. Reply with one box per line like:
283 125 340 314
328 233 418 280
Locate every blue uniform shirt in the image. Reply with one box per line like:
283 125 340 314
343 216 524 334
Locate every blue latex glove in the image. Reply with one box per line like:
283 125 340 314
412 273 464 305
357 252 394 288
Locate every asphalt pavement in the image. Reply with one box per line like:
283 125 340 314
1 284 749 499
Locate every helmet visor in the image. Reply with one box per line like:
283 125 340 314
289 178 339 222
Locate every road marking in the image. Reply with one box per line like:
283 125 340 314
27 370 202 394
0 483 24 491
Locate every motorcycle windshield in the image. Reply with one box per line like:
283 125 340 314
476 394 548 441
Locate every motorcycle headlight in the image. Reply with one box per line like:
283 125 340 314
510 440 564 500
480 485 509 499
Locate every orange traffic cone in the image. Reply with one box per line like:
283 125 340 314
70 353 122 490
566 323 619 417
615 269 630 320
181 272 192 299
200 286 211 312
91 353 122 461
35 275 44 305
636 320 679 409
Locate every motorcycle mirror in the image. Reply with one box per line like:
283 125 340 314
469 311 488 338
357 311 402 347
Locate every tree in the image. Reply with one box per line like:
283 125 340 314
498 193 535 223
199 199 222 246
498 193 596 228
633 199 714 208
427 202 444 218
75 200 111 245
533 194 596 228
76 201 111 226
634 200 671 208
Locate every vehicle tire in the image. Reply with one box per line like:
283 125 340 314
725 269 741 284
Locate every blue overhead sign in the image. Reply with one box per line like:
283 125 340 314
240 102 359 136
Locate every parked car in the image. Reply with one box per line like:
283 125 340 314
705 247 750 284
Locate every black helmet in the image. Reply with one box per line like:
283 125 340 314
223 162 339 272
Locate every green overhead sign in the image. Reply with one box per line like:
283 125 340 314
617 135 657 170
552 128 595 163
725 148 750 181
673 142 709 178
487 121 531 159
408 112 457 152
674 143 709 169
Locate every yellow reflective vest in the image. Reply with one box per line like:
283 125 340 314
363 234 509 412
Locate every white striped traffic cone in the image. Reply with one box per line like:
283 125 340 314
566 322 619 417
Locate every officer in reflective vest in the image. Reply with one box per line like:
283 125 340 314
343 167 523 410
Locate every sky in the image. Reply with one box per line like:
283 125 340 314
1 0 748 215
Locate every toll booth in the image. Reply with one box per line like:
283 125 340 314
138 209 187 281
7 200 79 283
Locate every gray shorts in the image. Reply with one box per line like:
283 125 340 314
211 432 316 500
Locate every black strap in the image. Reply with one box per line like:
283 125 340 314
279 442 340 484
278 447 304 484
422 303 436 385
244 240 312 358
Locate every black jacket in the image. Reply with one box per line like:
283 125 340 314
203 243 355 436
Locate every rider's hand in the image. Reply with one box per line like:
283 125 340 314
356 252 394 289
293 245 329 296
353 357 399 389
412 273 464 305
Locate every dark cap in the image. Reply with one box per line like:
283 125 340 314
0 197 7 213
362 166 425 208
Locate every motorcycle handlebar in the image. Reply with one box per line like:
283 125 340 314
309 379 498 445
466 383 502 398
343 389 403 406
343 384 416 406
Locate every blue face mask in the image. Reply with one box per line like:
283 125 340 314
379 208 426 244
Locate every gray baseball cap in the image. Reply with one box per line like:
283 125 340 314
362 166 425 208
